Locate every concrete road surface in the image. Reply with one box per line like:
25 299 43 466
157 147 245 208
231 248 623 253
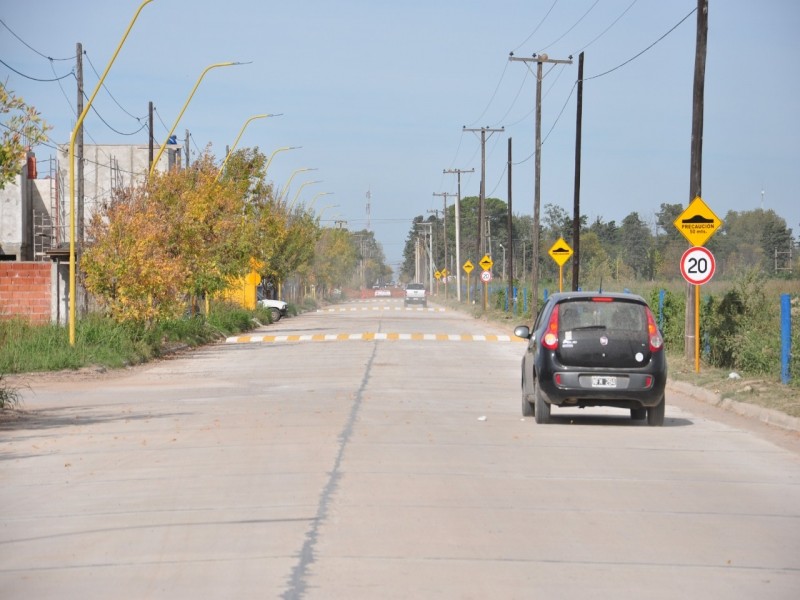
2 298 799 599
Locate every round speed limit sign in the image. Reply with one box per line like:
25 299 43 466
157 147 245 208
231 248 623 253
480 270 492 282
680 246 716 285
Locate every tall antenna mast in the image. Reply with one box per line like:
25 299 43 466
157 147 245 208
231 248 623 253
366 187 372 231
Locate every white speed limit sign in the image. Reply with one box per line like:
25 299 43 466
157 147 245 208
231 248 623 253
480 270 492 283
680 246 715 285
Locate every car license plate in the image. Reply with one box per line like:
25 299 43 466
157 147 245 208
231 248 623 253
591 376 617 388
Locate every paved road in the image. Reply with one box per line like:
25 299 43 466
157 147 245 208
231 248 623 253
2 298 799 599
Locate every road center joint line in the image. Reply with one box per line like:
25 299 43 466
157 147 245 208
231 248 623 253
226 332 526 344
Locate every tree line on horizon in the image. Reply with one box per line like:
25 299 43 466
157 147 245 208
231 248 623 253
401 196 797 287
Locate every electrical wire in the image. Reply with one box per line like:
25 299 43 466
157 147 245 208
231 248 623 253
0 58 73 82
0 18 75 61
583 6 697 82
573 0 638 55
536 0 600 54
83 50 148 122
465 60 509 128
512 0 559 53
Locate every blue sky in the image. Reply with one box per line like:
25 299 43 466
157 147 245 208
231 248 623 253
2 1 798 273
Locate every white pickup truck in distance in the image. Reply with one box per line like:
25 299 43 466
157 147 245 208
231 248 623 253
404 283 427 308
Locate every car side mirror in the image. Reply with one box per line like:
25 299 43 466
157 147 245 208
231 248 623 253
514 325 531 339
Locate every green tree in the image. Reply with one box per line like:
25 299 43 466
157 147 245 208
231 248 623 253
619 212 653 279
0 83 50 189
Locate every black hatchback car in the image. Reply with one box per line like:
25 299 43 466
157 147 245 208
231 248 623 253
514 291 667 426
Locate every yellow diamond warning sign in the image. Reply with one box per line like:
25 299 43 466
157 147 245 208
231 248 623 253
548 238 573 266
674 196 722 247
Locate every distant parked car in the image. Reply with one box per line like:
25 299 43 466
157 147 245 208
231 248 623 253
514 291 667 425
258 298 288 322
404 283 427 308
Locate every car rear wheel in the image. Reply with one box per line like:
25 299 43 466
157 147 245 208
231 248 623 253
647 394 665 426
269 307 281 322
534 386 551 424
630 408 646 421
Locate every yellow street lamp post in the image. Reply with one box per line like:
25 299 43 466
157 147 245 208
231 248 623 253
150 61 245 177
318 204 340 221
279 167 317 204
288 179 322 211
215 113 280 182
68 0 156 345
264 146 300 177
307 191 333 210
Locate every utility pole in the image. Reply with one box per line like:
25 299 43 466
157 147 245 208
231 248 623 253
572 52 584 291
148 101 154 172
463 126 504 262
509 52 572 319
686 0 708 364
184 129 190 169
433 192 457 299
444 167 474 302
75 43 84 254
507 137 514 306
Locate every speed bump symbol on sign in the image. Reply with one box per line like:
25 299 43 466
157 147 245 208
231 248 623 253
674 196 722 247
479 254 493 271
548 238 573 266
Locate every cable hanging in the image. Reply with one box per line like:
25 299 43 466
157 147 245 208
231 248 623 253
583 6 697 82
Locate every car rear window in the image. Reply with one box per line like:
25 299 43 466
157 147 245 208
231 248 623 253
407 283 425 290
557 298 651 368
559 299 646 333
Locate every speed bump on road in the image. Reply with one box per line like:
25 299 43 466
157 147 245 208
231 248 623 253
317 306 446 313
226 332 527 344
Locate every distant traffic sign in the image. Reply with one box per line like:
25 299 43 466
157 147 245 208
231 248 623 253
548 238 573 266
480 270 492 282
680 246 716 285
463 260 474 274
479 254 493 271
674 196 722 247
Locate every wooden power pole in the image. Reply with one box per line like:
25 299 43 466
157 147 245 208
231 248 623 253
686 0 708 362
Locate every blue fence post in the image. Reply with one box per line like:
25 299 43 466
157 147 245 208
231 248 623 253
523 288 528 314
781 294 791 384
659 289 665 332
513 286 518 315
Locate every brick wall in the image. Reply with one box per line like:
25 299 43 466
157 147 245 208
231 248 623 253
0 262 51 324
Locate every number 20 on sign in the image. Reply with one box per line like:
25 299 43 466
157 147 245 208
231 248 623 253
680 246 715 285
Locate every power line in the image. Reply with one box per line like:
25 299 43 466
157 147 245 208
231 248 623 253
512 0 559 53
0 58 73 82
583 6 697 82
536 0 600 54
0 18 75 61
83 51 148 122
573 0 639 55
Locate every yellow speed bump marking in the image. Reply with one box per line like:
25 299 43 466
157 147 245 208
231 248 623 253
226 333 527 344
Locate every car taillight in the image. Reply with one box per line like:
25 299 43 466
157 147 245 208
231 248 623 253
542 309 559 350
645 306 663 352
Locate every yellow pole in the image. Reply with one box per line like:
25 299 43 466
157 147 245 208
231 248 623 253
150 61 243 177
559 265 563 292
68 0 156 345
694 283 701 373
264 146 300 176
215 113 277 182
288 179 322 210
279 168 316 204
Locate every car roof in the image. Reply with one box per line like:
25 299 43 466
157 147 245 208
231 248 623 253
547 291 648 304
